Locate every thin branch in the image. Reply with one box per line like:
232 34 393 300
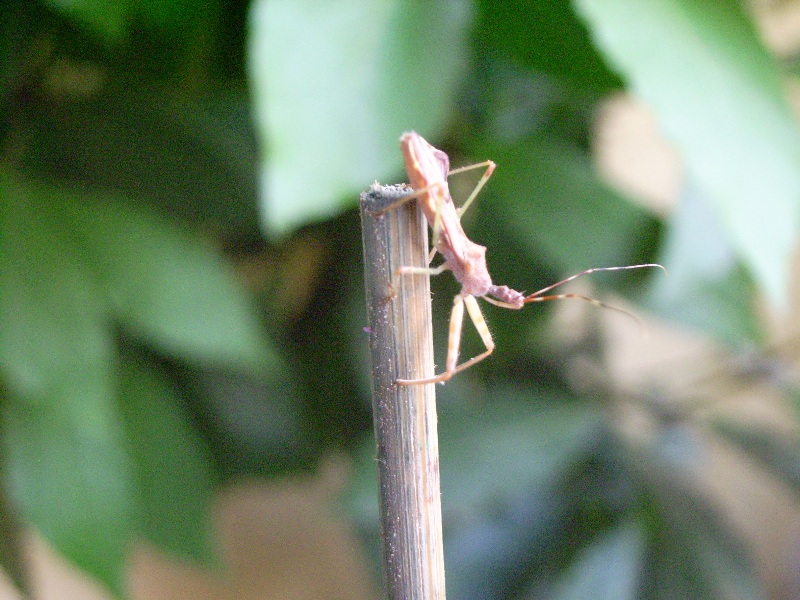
360 183 446 600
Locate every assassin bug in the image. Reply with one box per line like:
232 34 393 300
378 131 663 385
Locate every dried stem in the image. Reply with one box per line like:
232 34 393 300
360 183 446 600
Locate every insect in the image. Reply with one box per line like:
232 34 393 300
380 131 663 385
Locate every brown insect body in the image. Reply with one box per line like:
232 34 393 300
400 132 525 308
387 130 663 385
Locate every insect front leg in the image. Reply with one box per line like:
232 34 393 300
386 262 450 301
368 181 445 218
447 160 496 218
426 192 446 264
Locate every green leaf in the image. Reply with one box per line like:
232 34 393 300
4 401 133 598
23 90 261 232
712 420 800 497
118 353 217 564
131 0 212 29
1 170 277 397
553 520 646 600
438 390 608 598
0 170 279 593
474 0 622 95
0 177 110 400
0 179 133 596
633 442 765 600
573 0 800 305
439 392 604 515
44 0 212 42
0 412 32 597
248 0 473 236
647 183 762 346
44 0 128 41
60 189 277 372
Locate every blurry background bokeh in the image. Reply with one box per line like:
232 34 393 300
2 1 800 598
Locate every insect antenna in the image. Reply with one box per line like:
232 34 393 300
522 263 667 334
525 264 666 299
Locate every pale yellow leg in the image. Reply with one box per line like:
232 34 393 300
397 294 495 386
447 160 496 218
430 192 443 250
453 294 495 374
387 262 449 299
397 294 464 385
426 160 495 263
396 264 449 278
369 182 439 216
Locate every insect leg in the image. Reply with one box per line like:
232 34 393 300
369 181 445 217
385 262 450 305
447 160 496 218
426 187 449 264
452 294 495 374
396 294 495 385
395 263 449 283
397 293 465 385
368 182 448 264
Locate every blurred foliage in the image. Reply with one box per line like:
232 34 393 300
0 0 799 598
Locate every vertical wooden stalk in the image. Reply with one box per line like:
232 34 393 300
360 183 446 599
